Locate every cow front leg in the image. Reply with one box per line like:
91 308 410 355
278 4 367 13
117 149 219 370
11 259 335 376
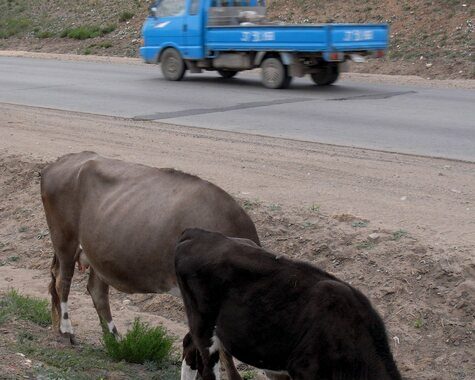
87 268 119 338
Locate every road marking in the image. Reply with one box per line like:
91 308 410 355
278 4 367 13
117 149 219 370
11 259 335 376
133 97 313 120
328 91 417 101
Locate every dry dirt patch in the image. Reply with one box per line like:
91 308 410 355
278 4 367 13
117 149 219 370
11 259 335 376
0 153 473 379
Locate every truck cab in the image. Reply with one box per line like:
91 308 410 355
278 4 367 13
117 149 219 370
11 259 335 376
141 0 389 88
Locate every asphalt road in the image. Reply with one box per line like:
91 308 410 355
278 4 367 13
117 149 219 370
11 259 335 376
1 56 474 161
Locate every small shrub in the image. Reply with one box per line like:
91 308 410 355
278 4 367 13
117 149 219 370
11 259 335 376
36 30 54 38
392 229 408 241
0 18 30 39
83 48 92 55
0 289 51 327
100 41 113 48
352 220 368 228
103 318 173 366
60 24 116 40
119 11 135 22
309 203 320 212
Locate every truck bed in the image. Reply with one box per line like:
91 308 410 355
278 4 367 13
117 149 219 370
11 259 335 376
206 23 388 53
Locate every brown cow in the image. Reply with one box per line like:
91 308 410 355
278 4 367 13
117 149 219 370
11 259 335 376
40 151 259 380
176 228 402 380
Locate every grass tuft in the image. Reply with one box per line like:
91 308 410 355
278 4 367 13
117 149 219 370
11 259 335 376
392 229 408 241
0 289 51 326
119 11 135 22
60 24 116 40
102 318 173 366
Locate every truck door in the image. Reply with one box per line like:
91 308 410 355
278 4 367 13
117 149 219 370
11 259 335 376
184 0 204 59
152 0 186 50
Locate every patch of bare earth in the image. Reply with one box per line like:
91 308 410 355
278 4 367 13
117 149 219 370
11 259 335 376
0 103 474 378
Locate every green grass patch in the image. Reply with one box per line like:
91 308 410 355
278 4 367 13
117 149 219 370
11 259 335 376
0 17 30 39
309 203 320 212
35 30 54 38
392 229 408 241
103 318 173 366
242 198 261 210
60 24 116 40
0 289 51 327
356 240 375 250
100 41 113 48
119 11 135 22
352 220 368 228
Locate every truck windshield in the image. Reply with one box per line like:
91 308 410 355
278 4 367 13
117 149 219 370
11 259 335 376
153 0 186 17
211 0 265 6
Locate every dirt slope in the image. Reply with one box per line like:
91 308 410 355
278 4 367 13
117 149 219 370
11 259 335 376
0 103 474 379
0 0 473 79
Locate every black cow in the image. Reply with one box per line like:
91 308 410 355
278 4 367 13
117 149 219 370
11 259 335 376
175 228 401 380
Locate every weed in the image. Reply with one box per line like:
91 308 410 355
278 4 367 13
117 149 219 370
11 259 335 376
242 199 261 210
242 370 257 379
414 318 424 329
18 226 28 233
84 48 92 55
269 203 281 212
119 11 135 22
18 330 35 343
309 203 320 212
8 256 19 262
352 220 368 228
392 229 408 241
35 30 54 38
61 24 116 40
0 18 30 39
356 240 375 250
103 318 173 366
0 289 51 327
100 41 113 48
36 230 49 240
302 221 315 229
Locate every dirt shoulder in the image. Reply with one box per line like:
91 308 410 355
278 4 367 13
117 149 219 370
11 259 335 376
0 103 474 379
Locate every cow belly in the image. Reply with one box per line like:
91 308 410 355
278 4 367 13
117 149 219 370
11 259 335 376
80 244 175 294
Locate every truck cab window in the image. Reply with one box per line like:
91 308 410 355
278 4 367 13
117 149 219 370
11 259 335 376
190 0 200 15
156 0 186 17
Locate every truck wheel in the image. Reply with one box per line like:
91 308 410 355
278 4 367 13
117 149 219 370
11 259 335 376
261 58 292 89
311 63 340 86
161 48 186 81
218 70 238 79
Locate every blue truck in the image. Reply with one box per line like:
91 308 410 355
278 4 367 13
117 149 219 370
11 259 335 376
140 0 389 89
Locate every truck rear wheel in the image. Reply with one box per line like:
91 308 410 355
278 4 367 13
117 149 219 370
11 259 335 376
311 63 340 86
217 70 238 79
261 58 292 89
161 48 186 81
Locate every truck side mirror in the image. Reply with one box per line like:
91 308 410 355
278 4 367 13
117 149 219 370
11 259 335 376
149 6 158 18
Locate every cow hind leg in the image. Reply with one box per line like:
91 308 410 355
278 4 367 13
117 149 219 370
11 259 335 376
51 244 77 344
87 268 119 338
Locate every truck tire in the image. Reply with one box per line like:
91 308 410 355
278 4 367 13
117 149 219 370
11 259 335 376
161 48 186 81
261 58 292 89
218 70 238 79
311 63 340 86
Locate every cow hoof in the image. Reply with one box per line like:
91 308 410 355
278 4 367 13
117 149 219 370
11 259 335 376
60 332 77 345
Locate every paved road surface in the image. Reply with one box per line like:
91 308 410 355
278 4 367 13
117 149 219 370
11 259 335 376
1 56 474 161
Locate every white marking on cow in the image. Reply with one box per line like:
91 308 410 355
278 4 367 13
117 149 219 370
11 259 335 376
167 286 182 298
209 334 221 354
107 320 117 334
181 359 198 380
212 361 221 380
60 302 73 334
